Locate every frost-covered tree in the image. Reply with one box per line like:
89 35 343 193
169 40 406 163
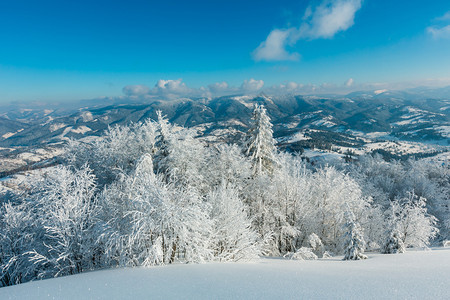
64 120 157 186
403 159 450 240
101 153 212 266
342 211 367 260
386 192 438 248
241 172 280 255
153 111 207 192
269 153 306 254
206 144 251 192
0 165 99 285
240 152 307 256
297 166 372 252
285 247 318 260
208 183 260 261
153 110 173 177
244 104 277 176
346 155 449 241
0 202 38 286
381 228 405 254
25 166 99 278
308 233 326 258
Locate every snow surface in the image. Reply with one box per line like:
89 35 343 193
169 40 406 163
374 89 388 95
434 125 450 138
289 132 311 143
311 117 336 128
3 248 449 299
49 123 67 132
71 126 92 134
2 129 24 139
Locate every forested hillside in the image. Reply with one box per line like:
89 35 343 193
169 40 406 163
1 105 448 287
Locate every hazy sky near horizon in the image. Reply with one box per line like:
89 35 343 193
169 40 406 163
1 0 450 103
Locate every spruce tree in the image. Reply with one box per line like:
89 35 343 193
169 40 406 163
382 228 406 254
244 104 277 176
343 212 368 260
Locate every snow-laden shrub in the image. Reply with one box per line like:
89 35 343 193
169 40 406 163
308 233 325 257
284 247 318 260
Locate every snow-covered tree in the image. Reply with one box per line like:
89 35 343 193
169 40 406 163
206 144 251 192
308 233 326 258
271 153 307 254
0 165 99 285
342 211 368 260
381 228 405 254
386 192 438 248
208 183 260 261
64 121 157 186
101 153 212 266
244 104 277 176
25 166 99 278
153 110 173 177
241 172 279 255
297 166 372 252
0 201 38 286
153 111 208 192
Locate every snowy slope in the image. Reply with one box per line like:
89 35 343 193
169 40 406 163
2 248 449 299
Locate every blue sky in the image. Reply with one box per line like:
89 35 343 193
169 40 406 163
1 0 450 102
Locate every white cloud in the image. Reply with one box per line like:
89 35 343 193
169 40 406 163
253 0 362 62
208 81 229 93
252 29 300 61
122 85 150 96
241 79 264 91
154 79 190 95
121 79 269 100
285 81 300 90
121 79 195 100
436 11 450 21
345 78 354 87
119 77 450 100
427 25 450 39
427 11 450 39
300 0 362 39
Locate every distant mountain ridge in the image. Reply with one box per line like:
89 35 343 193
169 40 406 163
0 89 449 148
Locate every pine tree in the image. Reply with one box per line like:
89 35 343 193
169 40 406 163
244 104 277 176
342 211 368 260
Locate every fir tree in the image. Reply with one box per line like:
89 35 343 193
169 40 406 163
153 110 173 178
244 104 277 176
382 228 406 254
343 211 368 260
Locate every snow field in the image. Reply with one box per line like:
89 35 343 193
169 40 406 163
2 248 449 300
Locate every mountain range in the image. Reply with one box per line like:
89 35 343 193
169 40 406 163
0 88 448 175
